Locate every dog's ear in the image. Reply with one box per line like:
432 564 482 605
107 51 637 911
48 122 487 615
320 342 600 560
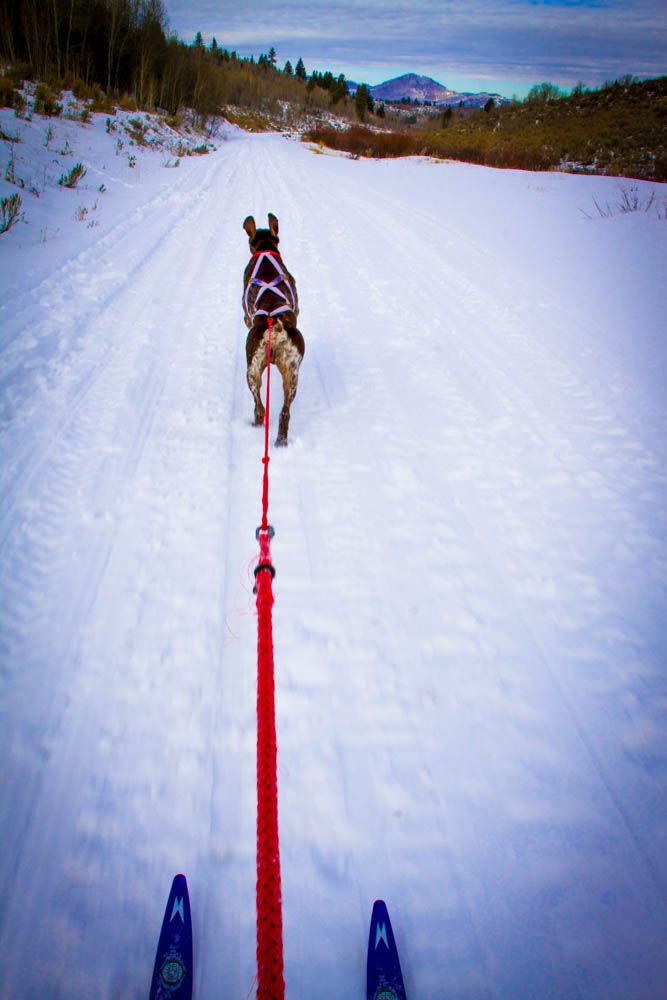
268 213 279 237
243 216 256 240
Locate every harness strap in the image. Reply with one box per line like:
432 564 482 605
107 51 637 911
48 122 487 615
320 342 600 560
254 304 293 319
253 275 291 307
245 252 296 320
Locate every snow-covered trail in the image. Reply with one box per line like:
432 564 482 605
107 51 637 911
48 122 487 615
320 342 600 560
1 129 666 999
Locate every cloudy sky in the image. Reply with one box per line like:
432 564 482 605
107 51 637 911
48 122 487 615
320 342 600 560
161 0 666 98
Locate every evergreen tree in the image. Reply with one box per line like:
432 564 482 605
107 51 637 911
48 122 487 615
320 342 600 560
284 59 293 76
268 46 276 67
355 83 370 121
295 57 306 80
331 73 348 104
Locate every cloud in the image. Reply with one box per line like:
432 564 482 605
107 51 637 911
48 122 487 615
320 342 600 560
162 0 667 90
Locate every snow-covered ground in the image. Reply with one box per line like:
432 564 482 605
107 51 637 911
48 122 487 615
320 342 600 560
1 101 666 999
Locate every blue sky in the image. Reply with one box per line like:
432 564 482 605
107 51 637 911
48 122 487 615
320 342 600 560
161 0 666 98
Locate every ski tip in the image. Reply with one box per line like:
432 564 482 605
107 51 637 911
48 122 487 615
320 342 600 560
170 873 190 895
149 873 193 1000
370 899 390 924
367 899 407 1000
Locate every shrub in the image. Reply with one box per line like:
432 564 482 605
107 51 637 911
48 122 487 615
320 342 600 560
13 91 27 118
1 193 23 234
306 125 420 158
34 83 62 116
71 78 95 101
0 75 19 109
126 117 147 144
5 148 18 183
0 124 20 142
120 93 138 111
92 85 116 114
59 162 86 188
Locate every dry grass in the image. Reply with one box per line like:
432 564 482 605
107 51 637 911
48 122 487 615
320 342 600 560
308 77 667 180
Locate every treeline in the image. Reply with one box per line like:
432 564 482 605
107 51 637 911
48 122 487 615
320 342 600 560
0 0 355 121
308 76 667 182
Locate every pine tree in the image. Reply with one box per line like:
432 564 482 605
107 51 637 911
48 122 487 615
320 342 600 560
331 74 348 104
295 57 306 80
355 84 371 121
284 60 293 76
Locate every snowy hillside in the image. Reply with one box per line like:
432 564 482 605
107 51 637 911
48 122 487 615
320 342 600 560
1 103 667 1000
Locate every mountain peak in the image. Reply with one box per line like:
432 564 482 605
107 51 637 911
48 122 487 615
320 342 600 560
370 73 455 103
350 72 509 108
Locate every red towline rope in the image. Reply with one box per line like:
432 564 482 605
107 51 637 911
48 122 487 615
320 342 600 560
254 318 285 999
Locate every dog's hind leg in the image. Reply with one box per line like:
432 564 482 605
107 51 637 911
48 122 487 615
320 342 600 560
247 357 267 426
246 328 267 426
275 349 303 447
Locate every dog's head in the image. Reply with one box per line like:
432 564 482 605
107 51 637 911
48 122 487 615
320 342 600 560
243 213 280 254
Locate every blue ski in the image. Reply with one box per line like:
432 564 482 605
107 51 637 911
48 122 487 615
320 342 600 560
149 874 193 1000
367 899 407 1000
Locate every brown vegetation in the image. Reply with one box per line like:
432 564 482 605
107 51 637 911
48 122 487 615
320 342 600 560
308 77 667 181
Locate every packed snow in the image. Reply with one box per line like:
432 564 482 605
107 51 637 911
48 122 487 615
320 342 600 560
1 98 666 999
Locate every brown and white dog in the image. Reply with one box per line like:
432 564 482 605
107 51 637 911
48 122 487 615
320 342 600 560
242 213 305 446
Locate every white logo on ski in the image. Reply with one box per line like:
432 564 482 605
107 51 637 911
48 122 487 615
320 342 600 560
375 921 389 949
170 896 185 923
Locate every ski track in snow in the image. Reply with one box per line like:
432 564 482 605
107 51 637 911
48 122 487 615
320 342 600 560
1 122 666 1000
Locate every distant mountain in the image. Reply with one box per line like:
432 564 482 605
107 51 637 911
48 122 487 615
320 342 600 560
349 73 509 108
369 73 459 104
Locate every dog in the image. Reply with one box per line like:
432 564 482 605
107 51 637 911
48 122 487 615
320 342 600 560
242 213 305 446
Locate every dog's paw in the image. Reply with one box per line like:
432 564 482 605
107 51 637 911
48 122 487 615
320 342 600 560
275 434 288 447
